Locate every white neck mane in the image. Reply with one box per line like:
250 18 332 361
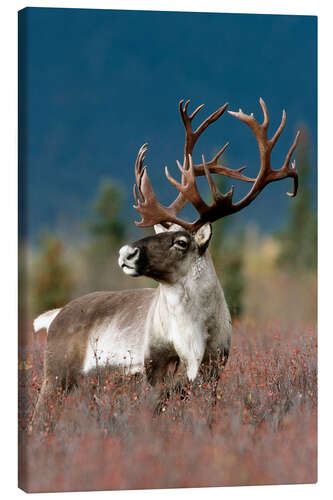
148 251 224 380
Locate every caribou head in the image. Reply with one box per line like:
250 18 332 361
119 222 212 283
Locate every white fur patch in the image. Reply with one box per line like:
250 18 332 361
122 266 139 276
33 308 61 333
156 282 207 380
147 250 231 381
192 256 208 281
154 223 183 234
118 245 140 276
82 320 145 375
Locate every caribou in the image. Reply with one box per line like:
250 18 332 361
32 97 299 425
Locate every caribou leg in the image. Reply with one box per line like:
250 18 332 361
29 378 58 433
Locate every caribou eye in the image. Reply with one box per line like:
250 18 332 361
174 239 188 249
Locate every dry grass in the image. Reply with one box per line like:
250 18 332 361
18 319 317 493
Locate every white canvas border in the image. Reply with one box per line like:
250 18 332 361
1 1 331 499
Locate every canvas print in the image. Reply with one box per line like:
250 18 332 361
18 8 317 493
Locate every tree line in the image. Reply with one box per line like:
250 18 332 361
30 128 316 319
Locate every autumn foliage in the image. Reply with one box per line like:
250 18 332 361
18 319 317 493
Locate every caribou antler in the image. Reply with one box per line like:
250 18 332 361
133 98 300 232
168 99 255 216
133 143 192 229
227 98 300 201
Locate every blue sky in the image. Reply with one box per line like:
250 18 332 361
18 8 317 241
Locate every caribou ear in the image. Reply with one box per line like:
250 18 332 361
194 223 212 250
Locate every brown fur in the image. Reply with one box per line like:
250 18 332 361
31 290 156 429
45 290 155 383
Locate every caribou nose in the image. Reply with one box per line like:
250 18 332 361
118 245 140 273
120 245 139 262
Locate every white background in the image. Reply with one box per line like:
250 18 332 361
1 1 331 499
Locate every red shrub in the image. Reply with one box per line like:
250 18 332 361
18 320 317 492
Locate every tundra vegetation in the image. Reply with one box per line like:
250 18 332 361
18 107 316 491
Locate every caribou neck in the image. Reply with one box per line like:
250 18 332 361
157 251 220 310
146 251 223 381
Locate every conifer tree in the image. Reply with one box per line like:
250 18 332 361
87 180 126 254
276 128 317 270
33 233 75 314
209 175 245 318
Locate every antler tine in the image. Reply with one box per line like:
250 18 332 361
133 144 193 230
282 130 300 197
133 183 139 205
134 143 148 182
231 97 269 130
202 154 235 205
193 142 255 183
189 103 205 121
179 98 229 156
228 104 267 151
134 143 148 202
283 130 301 171
259 97 269 129
168 99 234 216
270 110 287 148
195 102 229 138
202 154 222 201
211 141 230 162
165 156 209 214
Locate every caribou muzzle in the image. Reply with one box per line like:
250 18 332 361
118 245 141 276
